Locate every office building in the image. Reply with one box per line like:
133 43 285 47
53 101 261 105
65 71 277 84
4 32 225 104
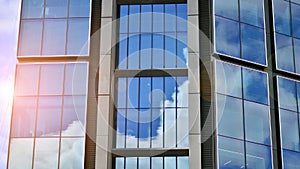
6 0 300 168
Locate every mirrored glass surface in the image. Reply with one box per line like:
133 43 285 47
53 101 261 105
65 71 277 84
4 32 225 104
151 108 163 148
139 157 150 169
116 158 125 169
39 64 64 95
127 78 139 109
153 5 164 33
45 0 68 18
140 34 152 69
177 4 187 32
118 34 128 69
19 20 43 56
139 109 151 148
215 16 240 58
119 5 128 34
244 101 270 145
214 0 238 20
165 4 176 32
216 61 242 98
164 109 176 148
164 157 176 168
140 77 151 108
42 19 67 55
34 138 59 169
116 109 126 148
282 150 300 169
128 34 140 69
62 96 86 136
177 108 189 147
218 136 245 169
240 0 264 27
177 77 188 108
126 157 137 169
64 63 88 95
279 109 300 151
59 138 85 169
129 5 140 33
178 156 189 169
15 64 39 95
152 34 164 68
177 33 188 68
152 157 163 169
11 97 36 137
8 138 34 169
276 33 294 72
243 68 268 104
292 4 300 39
246 142 272 169
278 77 297 111
217 95 243 139
165 34 176 68
22 0 44 18
152 77 164 108
126 109 138 148
294 38 300 74
141 5 152 33
241 24 266 65
69 0 90 17
273 0 291 35
117 78 127 108
164 77 176 106
67 18 89 55
36 96 62 137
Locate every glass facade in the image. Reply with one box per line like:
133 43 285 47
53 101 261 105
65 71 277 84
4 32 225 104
273 0 300 74
214 0 266 65
8 63 88 169
216 61 272 169
18 0 91 56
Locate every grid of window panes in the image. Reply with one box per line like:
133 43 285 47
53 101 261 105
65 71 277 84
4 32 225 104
117 4 187 69
115 156 189 169
116 77 188 148
214 0 266 65
277 76 300 168
273 0 300 74
18 0 90 56
8 63 88 169
215 61 272 168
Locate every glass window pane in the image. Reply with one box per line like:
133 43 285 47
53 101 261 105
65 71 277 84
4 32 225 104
62 96 86 136
39 64 64 95
294 38 300 74
34 138 59 169
139 109 151 148
36 96 62 137
215 16 240 58
152 34 164 68
243 68 268 104
15 64 39 96
45 0 68 18
276 33 294 72
126 109 138 148
117 78 127 108
292 0 300 4
152 77 164 108
241 24 266 65
42 19 67 55
140 78 151 108
164 157 176 169
151 108 163 148
246 142 272 169
153 5 164 33
216 61 242 98
292 4 300 39
67 18 89 55
116 109 126 148
278 77 297 111
11 97 36 137
19 20 42 56
178 156 189 169
298 82 300 111
141 5 152 33
177 77 188 108
177 108 189 147
279 109 300 151
59 138 85 169
8 138 34 169
165 4 176 32
139 157 150 169
22 0 44 18
64 63 88 95
140 33 152 69
126 157 137 169
164 109 176 148
120 5 128 33
273 0 291 35
129 5 140 33
118 34 128 69
244 101 270 145
177 33 188 68
69 0 90 17
177 4 187 32
215 0 238 20
128 34 140 69
218 136 245 169
217 95 244 139
152 157 163 169
240 0 264 27
165 77 176 107
282 150 300 169
127 78 139 109
116 158 124 169
165 33 176 68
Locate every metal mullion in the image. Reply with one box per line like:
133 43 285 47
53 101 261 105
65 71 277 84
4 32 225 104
138 77 141 148
238 0 243 61
163 4 166 68
150 77 153 148
241 67 247 169
290 2 297 74
163 77 166 147
139 4 142 69
40 0 46 55
175 4 178 68
151 4 153 69
125 78 128 148
295 81 300 149
175 77 178 148
64 0 71 55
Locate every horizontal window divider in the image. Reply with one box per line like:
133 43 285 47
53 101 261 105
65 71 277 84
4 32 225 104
111 148 189 157
115 68 188 77
117 0 187 5
17 56 90 63
214 14 265 29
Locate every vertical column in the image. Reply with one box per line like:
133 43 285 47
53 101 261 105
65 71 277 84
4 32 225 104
96 0 116 169
187 0 201 168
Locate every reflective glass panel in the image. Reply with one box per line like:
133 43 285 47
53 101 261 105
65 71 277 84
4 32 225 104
246 142 272 169
294 38 300 74
11 97 36 137
45 0 68 18
117 78 127 108
152 34 164 68
140 77 151 108
8 138 34 169
42 19 67 55
129 5 140 33
69 0 90 17
140 34 152 69
164 4 176 32
67 18 89 55
243 68 268 104
119 5 129 34
34 138 59 169
127 34 140 69
116 109 126 148
141 5 152 33
64 63 88 95
276 34 294 72
19 20 43 56
118 34 128 69
15 64 39 96
39 64 64 95
127 78 139 109
215 16 240 58
164 109 176 148
59 138 85 169
273 0 291 35
292 4 300 39
240 0 264 27
282 150 300 169
126 109 138 148
22 0 44 18
165 34 176 68
177 108 189 147
177 4 187 32
278 77 297 111
153 5 164 33
215 0 238 20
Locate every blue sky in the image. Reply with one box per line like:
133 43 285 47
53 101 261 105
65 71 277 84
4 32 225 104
0 0 20 168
